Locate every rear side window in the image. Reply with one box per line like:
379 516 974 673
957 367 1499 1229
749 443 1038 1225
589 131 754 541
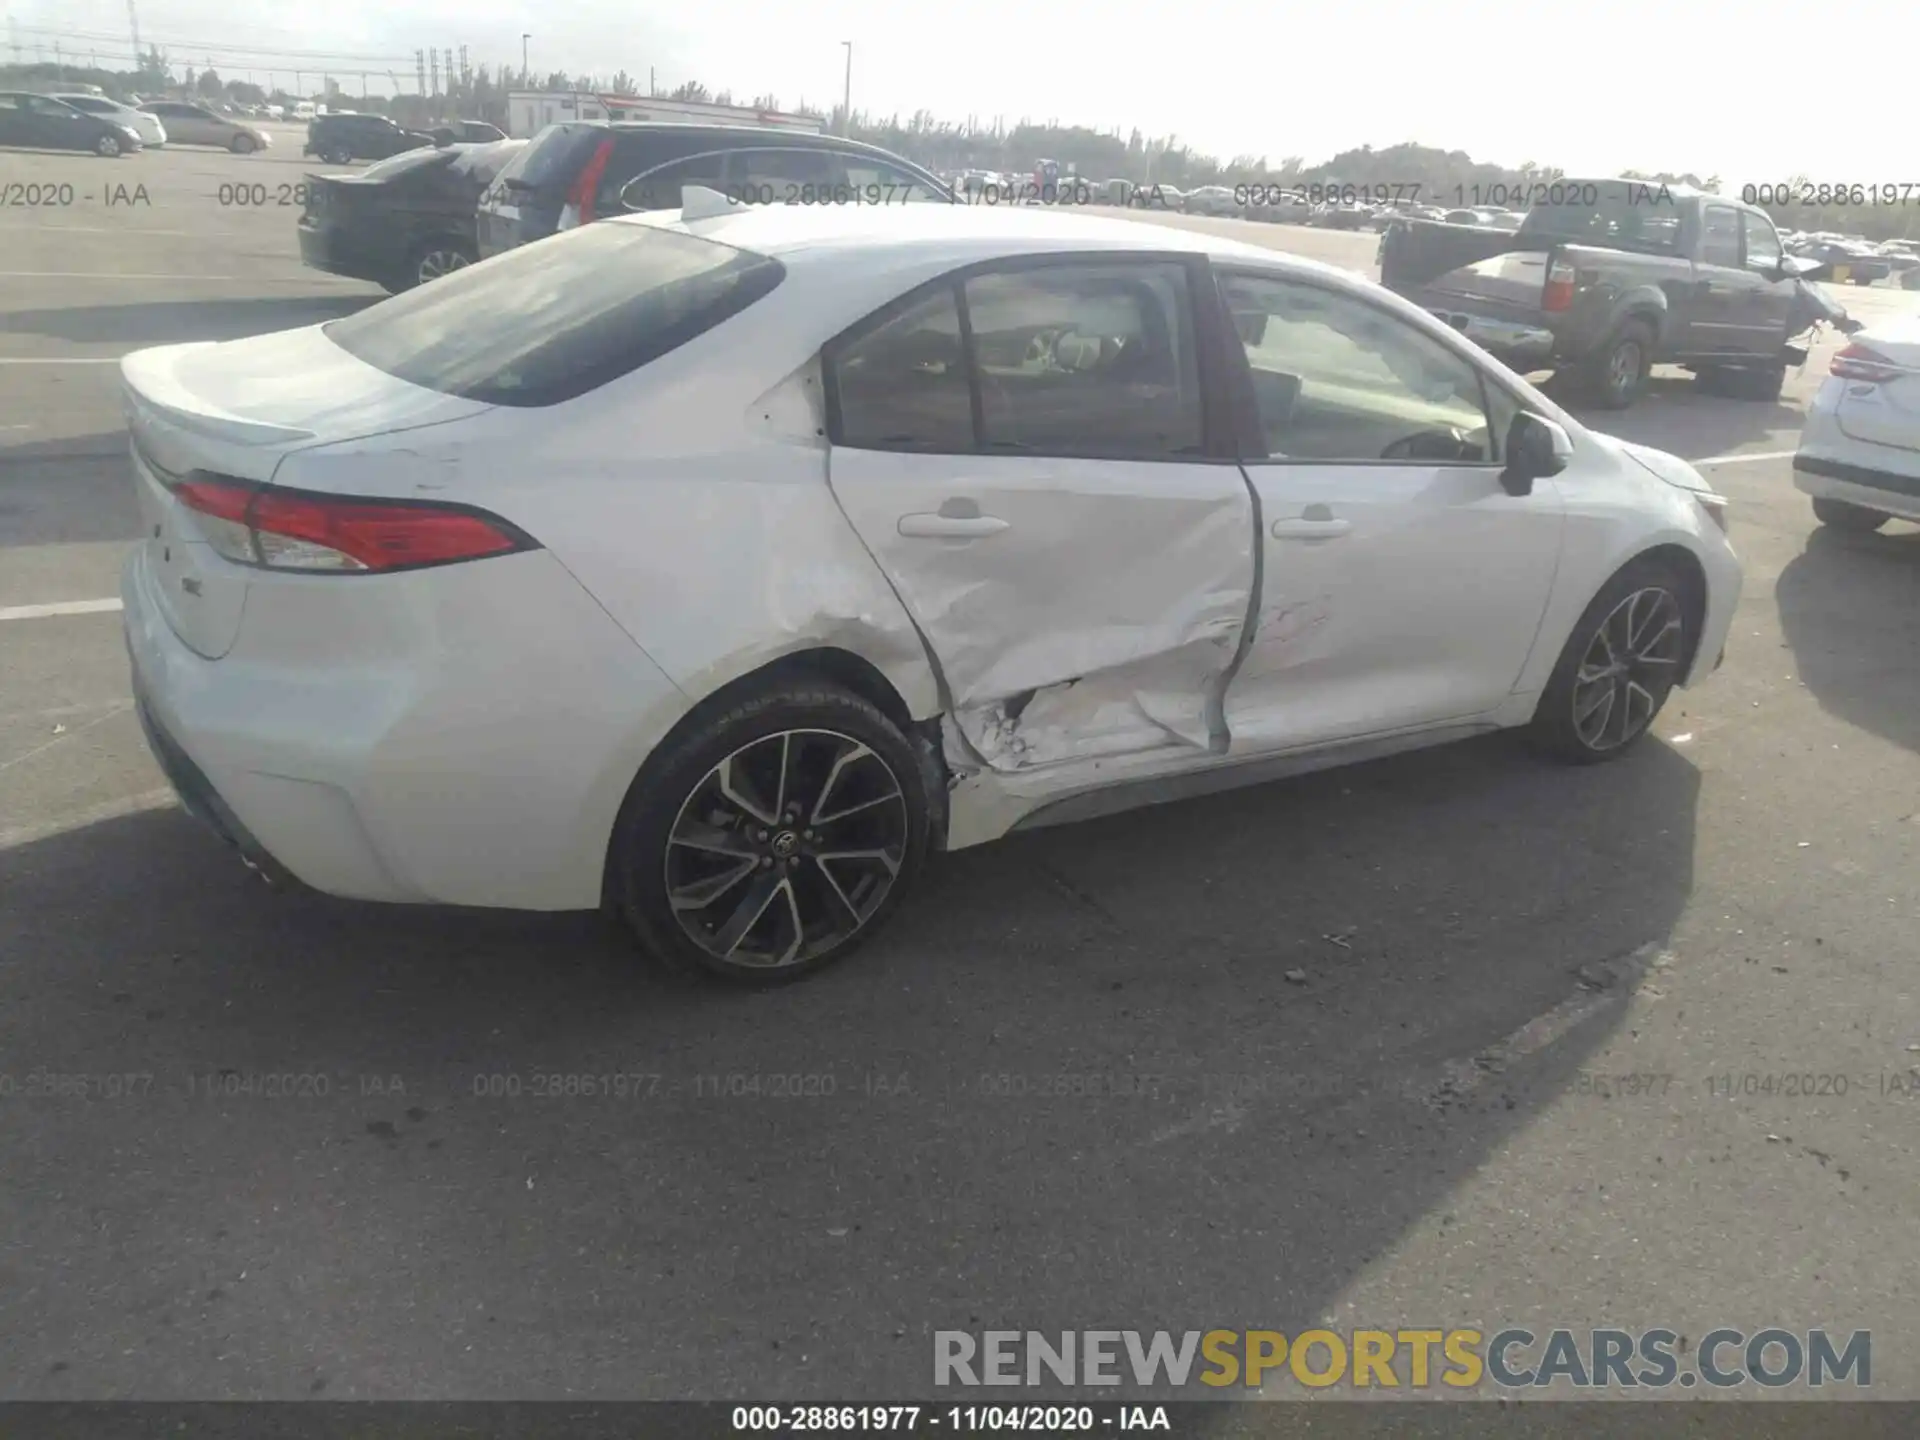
830 287 974 451
964 263 1203 458
324 223 785 407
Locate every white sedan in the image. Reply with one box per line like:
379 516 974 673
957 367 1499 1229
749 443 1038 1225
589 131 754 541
120 196 1741 983
1794 321 1920 531
50 92 166 147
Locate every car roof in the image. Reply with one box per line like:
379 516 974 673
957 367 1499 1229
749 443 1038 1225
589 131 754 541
581 122 916 159
619 201 1356 281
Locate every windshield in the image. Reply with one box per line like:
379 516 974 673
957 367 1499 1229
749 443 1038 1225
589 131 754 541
324 221 785 407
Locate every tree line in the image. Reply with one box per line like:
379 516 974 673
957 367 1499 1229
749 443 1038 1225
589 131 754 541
3 56 1913 241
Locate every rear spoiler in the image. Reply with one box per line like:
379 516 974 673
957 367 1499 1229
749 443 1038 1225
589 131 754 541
121 349 317 448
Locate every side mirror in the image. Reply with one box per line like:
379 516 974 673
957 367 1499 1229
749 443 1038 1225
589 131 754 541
1501 411 1572 496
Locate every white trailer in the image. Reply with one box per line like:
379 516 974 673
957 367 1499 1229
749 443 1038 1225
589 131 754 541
506 91 826 141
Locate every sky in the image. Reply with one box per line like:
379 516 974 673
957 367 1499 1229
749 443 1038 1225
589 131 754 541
12 0 1912 184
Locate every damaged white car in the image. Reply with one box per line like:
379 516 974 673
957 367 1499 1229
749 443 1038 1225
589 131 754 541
121 196 1741 982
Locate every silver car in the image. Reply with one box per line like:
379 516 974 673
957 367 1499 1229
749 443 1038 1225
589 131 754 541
137 100 269 153
51 94 166 147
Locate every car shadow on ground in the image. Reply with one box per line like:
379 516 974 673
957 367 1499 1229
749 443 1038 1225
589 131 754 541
0 729 1702 1398
1553 373 1803 461
1 295 378 348
1777 522 1920 754
0 434 141 549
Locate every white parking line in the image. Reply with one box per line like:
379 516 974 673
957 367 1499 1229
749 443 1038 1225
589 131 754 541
0 358 122 365
1698 450 1797 466
0 598 124 622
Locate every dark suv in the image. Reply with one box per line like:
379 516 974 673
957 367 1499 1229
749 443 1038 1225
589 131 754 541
476 123 953 258
304 112 436 165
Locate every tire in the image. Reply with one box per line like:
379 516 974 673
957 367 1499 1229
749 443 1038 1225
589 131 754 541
398 238 475 291
324 147 353 166
230 133 256 155
1723 362 1787 402
1579 319 1654 409
1904 269 1920 291
1529 557 1693 764
95 133 122 158
1812 497 1889 533
609 683 934 984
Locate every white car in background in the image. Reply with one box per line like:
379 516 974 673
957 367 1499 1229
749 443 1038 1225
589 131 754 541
119 197 1741 984
50 92 166 147
1794 321 1920 531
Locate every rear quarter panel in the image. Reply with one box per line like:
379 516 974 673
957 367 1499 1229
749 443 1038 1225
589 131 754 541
276 280 945 726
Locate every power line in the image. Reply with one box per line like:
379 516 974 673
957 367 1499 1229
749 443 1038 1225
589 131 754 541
10 24 416 62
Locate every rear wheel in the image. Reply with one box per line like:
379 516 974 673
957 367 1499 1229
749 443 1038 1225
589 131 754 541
1903 269 1920 291
1530 558 1692 763
610 683 933 984
1812 497 1889 533
393 238 475 291
323 146 353 165
1706 362 1787 401
1580 319 1654 409
230 133 256 154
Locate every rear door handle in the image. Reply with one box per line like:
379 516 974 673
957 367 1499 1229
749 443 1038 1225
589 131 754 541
1271 518 1351 540
898 513 1010 539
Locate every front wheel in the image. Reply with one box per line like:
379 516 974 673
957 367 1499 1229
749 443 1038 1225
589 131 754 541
95 133 123 158
610 683 934 983
323 147 352 166
1812 497 1889 533
230 133 256 154
1530 559 1693 763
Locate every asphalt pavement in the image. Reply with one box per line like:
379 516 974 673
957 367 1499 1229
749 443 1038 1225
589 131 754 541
2 139 1919 1406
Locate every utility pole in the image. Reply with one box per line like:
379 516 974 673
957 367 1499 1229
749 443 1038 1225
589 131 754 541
521 34 529 88
840 41 852 136
126 0 141 72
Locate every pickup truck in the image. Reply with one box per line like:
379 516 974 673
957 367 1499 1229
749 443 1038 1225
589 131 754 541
1378 180 1837 408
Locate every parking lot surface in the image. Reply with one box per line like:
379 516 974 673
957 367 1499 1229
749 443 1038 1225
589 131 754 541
3 141 1919 1402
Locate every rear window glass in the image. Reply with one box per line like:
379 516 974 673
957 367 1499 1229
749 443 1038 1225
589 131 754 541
360 148 452 181
451 140 527 184
323 221 785 407
500 124 599 188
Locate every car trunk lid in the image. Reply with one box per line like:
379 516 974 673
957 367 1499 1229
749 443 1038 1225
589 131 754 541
121 328 493 659
1834 323 1920 454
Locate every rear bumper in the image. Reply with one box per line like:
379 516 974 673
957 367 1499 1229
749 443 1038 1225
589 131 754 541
1424 306 1558 365
132 677 296 889
296 222 389 285
120 540 692 912
1793 452 1920 522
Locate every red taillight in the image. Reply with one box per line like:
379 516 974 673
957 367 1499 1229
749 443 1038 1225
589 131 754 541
564 136 614 226
174 480 533 574
1542 256 1578 313
1830 343 1904 384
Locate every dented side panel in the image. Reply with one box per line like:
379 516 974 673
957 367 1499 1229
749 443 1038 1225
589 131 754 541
827 447 1257 773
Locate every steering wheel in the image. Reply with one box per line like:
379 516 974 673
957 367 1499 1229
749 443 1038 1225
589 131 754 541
1380 426 1475 462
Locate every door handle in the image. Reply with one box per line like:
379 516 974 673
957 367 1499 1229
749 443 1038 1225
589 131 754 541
898 513 1010 539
